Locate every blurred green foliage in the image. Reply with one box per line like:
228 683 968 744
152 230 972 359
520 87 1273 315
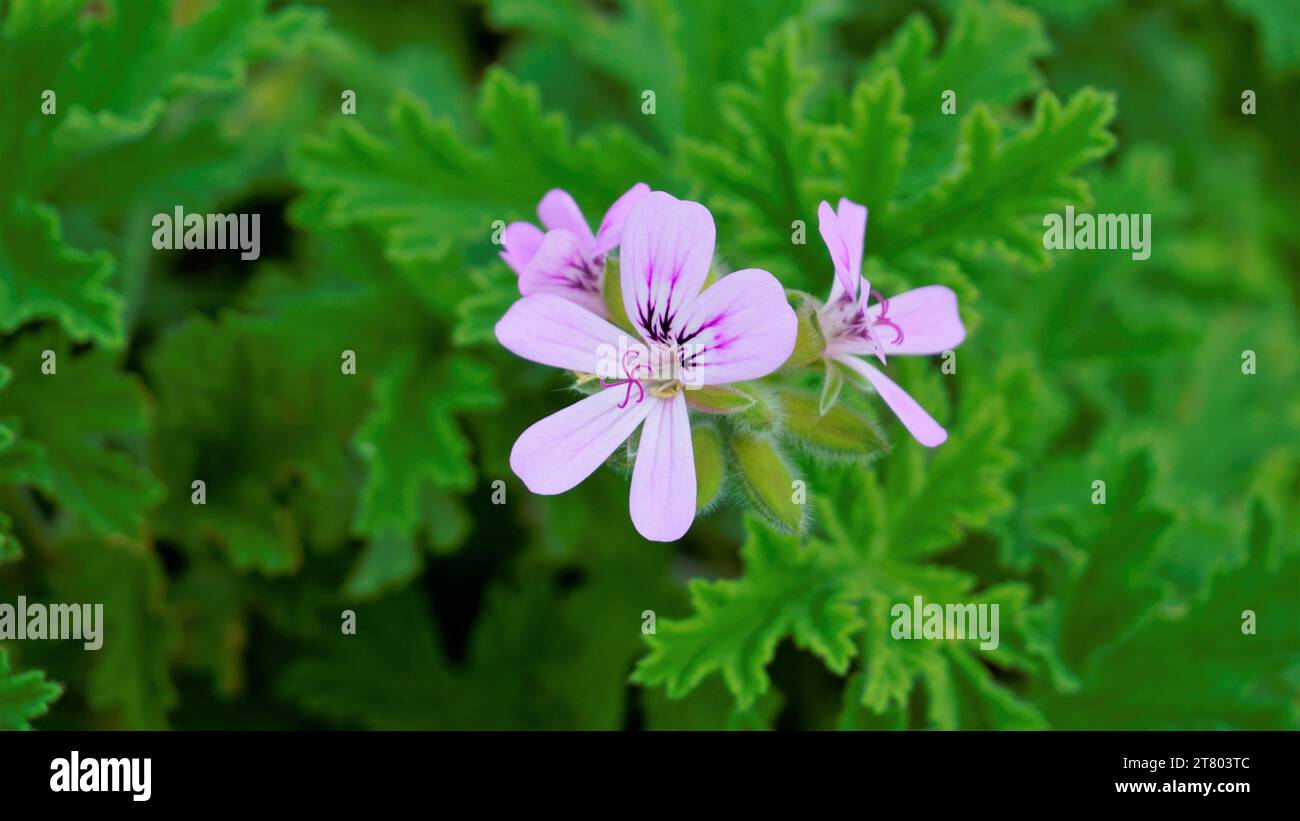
0 0 1296 730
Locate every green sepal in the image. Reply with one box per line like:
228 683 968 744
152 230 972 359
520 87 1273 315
686 384 757 415
781 290 825 369
819 358 844 414
601 259 640 336
725 382 783 435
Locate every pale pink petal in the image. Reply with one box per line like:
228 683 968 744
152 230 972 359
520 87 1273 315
510 388 652 495
837 198 867 277
818 199 866 301
629 393 695 542
518 229 606 317
866 285 965 356
496 292 642 374
836 355 948 447
500 221 544 275
620 191 715 344
674 268 797 386
592 182 651 256
537 189 595 246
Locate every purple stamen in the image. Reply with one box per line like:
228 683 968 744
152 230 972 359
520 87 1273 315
870 289 904 345
600 349 653 408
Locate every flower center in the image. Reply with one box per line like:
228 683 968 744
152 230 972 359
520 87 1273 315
598 348 687 407
817 288 904 350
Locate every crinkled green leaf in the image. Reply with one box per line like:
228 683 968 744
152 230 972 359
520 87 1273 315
865 0 1050 198
54 538 177 729
1229 0 1300 71
679 23 830 288
0 335 160 538
1040 498 1299 728
347 351 499 596
148 314 368 574
0 647 62 730
878 88 1117 267
0 199 121 347
633 517 862 708
291 69 661 261
877 392 1017 560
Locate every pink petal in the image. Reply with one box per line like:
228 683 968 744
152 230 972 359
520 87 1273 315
675 268 797 386
837 198 867 276
592 182 651 256
511 388 653 495
496 293 641 374
518 229 606 317
836 355 948 447
828 270 872 307
629 393 695 542
537 189 595 246
867 285 965 356
500 221 544 275
818 199 867 301
620 191 715 344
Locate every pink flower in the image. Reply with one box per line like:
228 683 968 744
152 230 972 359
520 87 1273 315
499 183 652 317
815 198 965 447
496 192 797 542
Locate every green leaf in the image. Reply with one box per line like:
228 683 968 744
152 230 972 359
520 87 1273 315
485 0 816 143
1040 498 1299 728
454 265 520 347
277 589 453 729
0 647 62 730
865 1 1050 198
729 433 805 533
54 538 177 729
1229 0 1300 71
0 199 121 347
0 335 161 538
0 511 20 564
826 67 911 211
286 552 677 729
879 393 1017 559
0 0 279 349
643 675 785 730
878 88 1117 268
679 23 830 288
348 351 500 596
50 0 266 156
1051 450 1174 673
291 69 661 262
633 517 862 708
148 314 368 574
0 364 12 452
354 352 499 515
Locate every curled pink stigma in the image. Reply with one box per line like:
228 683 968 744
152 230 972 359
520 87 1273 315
600 349 654 408
870 289 904 345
